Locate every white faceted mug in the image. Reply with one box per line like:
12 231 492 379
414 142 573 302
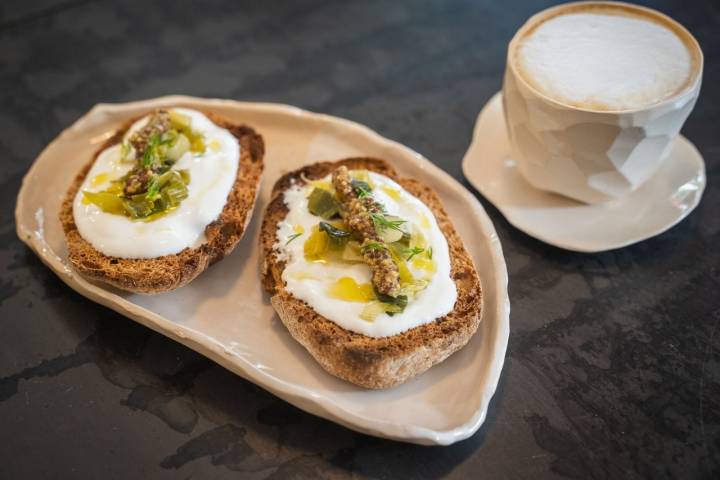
502 2 704 204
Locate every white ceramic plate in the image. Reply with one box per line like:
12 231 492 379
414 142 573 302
15 96 510 446
463 92 706 253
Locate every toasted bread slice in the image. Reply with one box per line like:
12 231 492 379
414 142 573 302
60 111 264 294
260 158 482 389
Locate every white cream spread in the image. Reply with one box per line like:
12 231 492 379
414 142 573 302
73 109 239 259
274 172 457 338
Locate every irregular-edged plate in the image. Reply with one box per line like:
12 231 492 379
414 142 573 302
15 96 509 445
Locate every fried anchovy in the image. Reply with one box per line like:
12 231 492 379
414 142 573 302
332 166 400 297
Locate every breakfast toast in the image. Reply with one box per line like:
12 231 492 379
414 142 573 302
260 158 482 389
60 110 264 294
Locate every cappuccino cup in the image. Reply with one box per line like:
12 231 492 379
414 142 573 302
502 1 703 204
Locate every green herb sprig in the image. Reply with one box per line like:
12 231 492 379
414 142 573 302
370 213 406 232
140 133 172 169
351 179 372 198
361 241 386 253
403 246 425 261
285 232 303 245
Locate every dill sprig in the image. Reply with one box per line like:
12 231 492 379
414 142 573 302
361 241 386 253
351 179 372 198
285 232 303 245
403 246 425 261
370 213 406 232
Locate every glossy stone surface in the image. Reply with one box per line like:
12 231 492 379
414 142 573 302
1 0 718 478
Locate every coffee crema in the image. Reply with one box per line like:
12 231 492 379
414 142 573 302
513 5 696 111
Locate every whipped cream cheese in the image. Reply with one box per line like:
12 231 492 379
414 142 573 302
275 172 457 338
73 108 240 258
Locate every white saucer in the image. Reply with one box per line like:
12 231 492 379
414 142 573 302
462 92 706 253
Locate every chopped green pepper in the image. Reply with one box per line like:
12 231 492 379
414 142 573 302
308 188 341 219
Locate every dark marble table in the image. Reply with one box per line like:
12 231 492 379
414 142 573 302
1 0 718 478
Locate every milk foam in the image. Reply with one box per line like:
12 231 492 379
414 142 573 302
516 12 692 110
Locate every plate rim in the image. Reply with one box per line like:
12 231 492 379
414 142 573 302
462 91 707 253
16 95 510 445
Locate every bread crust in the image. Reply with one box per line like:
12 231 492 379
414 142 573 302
60 111 264 294
260 158 482 389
